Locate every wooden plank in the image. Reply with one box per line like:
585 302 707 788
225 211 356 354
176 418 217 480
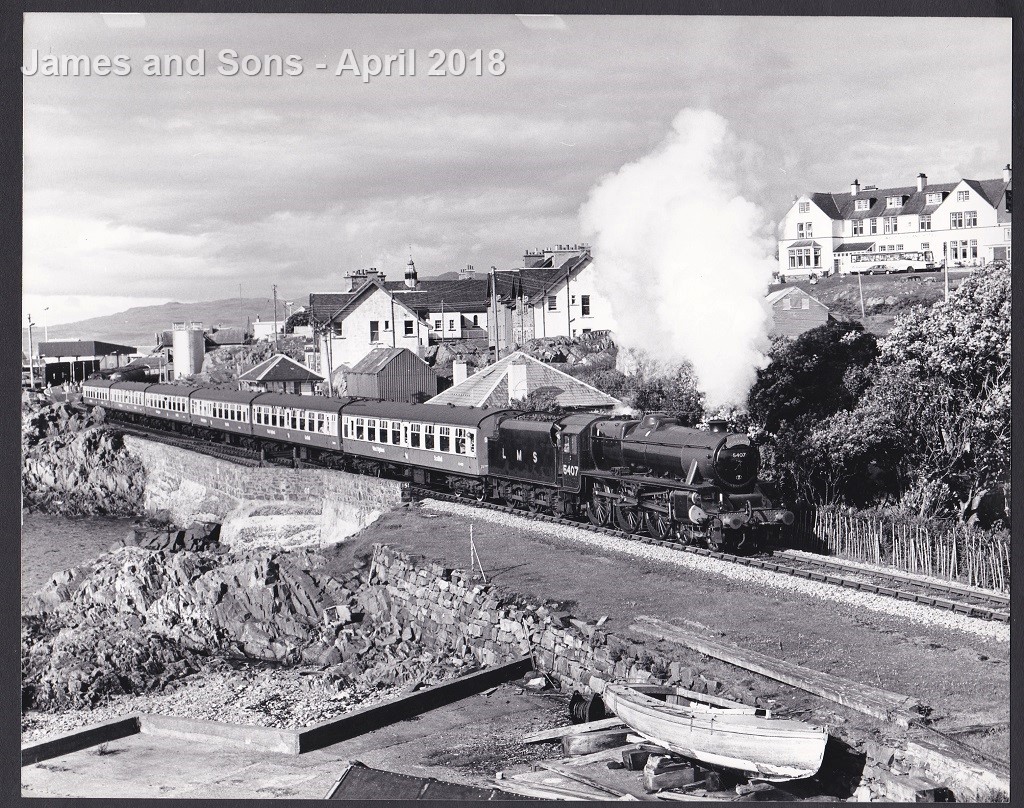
538 760 661 801
499 769 613 800
22 716 141 767
523 716 626 744
563 729 632 756
555 743 641 768
631 616 924 728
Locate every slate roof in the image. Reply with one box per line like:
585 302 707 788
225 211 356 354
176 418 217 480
205 327 249 346
834 242 876 253
309 278 490 325
808 177 1007 220
348 347 406 374
490 253 593 304
427 351 621 410
765 287 828 309
237 353 323 383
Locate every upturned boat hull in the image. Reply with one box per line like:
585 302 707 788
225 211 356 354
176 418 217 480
602 684 828 781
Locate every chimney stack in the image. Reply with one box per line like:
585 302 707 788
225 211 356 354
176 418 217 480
452 360 468 386
1004 164 1012 183
851 179 860 196
405 258 418 289
917 173 927 192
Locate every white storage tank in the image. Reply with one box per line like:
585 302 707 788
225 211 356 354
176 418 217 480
171 321 205 378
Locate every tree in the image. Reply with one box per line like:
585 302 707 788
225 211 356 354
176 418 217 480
812 266 1010 522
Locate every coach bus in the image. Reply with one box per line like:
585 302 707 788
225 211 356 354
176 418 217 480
845 250 936 274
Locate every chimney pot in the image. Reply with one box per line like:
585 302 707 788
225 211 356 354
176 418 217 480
917 173 927 192
1004 164 1012 183
851 179 860 196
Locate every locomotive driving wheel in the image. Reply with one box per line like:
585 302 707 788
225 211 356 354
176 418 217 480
643 510 673 541
586 486 612 526
614 505 643 534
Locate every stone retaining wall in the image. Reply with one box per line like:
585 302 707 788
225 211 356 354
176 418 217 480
123 437 405 545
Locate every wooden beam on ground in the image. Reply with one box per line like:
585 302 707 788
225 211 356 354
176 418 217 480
631 615 925 728
22 716 141 767
298 655 533 753
523 716 626 744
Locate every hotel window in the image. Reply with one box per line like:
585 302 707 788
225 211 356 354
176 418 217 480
366 418 377 441
404 320 414 336
581 295 591 316
472 315 479 326
852 220 864 236
950 212 963 229
439 426 451 452
854 199 870 211
957 190 970 201
423 424 435 450
788 247 821 268
798 201 809 213
448 319 455 331
410 423 421 448
369 321 380 342
965 210 977 227
805 222 812 238
883 217 897 234
870 218 878 234
926 192 943 205
547 295 557 311
886 196 903 208
919 214 931 231
970 240 978 259
896 244 903 251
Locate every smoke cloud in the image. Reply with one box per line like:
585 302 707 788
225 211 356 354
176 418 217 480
580 109 775 409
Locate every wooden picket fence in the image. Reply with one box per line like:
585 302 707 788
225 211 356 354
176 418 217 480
789 508 1010 592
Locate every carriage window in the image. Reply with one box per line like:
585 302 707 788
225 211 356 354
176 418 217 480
299 414 307 431
454 428 466 454
291 412 298 429
439 426 451 452
355 417 365 440
343 418 349 437
467 430 476 457
367 418 377 441
424 424 436 450
410 423 421 448
391 422 401 444
379 420 389 443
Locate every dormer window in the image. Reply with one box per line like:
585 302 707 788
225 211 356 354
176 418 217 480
798 201 809 213
925 192 943 205
886 196 904 208
854 199 870 211
957 190 970 201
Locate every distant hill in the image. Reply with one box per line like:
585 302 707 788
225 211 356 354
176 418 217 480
22 297 292 354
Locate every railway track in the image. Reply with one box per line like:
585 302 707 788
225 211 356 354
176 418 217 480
108 426 1009 624
411 487 1010 624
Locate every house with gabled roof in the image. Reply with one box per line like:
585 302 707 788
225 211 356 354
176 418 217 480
427 350 623 410
779 165 1012 277
237 353 324 395
487 244 615 357
308 259 491 389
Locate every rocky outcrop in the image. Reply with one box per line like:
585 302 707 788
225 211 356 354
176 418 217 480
21 399 146 517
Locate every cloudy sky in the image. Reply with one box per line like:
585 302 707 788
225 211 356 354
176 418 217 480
23 13 1011 326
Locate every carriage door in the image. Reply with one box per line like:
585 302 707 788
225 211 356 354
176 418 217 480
558 429 582 493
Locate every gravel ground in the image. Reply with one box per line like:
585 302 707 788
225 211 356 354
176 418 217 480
21 665 413 745
422 500 1009 645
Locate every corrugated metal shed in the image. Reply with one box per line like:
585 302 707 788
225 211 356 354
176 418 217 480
345 347 438 402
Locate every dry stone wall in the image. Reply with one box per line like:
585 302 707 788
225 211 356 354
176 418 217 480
123 437 405 545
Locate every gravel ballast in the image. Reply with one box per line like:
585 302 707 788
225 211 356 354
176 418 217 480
421 500 1010 644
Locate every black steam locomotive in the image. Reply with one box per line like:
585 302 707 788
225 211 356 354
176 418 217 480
82 379 792 552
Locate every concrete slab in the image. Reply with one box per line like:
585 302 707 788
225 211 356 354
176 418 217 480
21 684 565 799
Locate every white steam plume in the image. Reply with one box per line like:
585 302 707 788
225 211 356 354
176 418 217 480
580 109 775 409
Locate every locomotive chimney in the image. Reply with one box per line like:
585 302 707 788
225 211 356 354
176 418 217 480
707 418 728 433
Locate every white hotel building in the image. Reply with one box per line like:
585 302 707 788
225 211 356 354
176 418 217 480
778 165 1012 276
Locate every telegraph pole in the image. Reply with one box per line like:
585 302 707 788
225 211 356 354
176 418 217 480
857 271 866 320
26 313 36 387
272 284 279 352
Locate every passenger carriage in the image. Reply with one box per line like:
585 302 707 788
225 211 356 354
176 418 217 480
81 378 117 407
339 400 509 492
189 389 261 438
144 383 197 425
250 393 346 454
107 381 152 416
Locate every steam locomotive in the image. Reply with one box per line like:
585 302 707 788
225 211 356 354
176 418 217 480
82 379 792 552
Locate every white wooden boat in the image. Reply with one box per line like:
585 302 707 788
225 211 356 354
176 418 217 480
601 683 828 781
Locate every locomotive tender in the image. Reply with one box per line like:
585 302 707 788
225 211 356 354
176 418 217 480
82 379 792 551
